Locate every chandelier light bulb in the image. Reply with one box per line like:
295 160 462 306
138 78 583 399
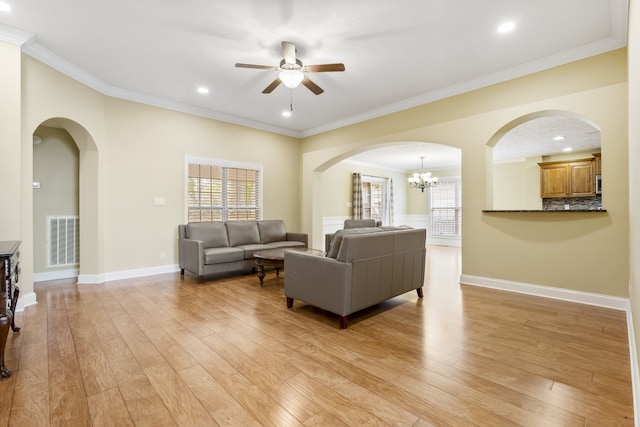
408 156 438 192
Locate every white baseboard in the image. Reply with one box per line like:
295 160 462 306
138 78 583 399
33 268 79 283
13 291 37 312
626 308 640 426
460 274 629 310
78 264 180 285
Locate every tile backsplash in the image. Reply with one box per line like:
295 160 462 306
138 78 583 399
543 196 602 210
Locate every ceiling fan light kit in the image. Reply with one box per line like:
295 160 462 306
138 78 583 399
235 41 345 95
279 70 304 89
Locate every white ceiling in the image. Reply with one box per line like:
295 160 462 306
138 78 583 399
0 0 626 171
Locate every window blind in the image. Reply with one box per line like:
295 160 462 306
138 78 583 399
430 177 462 237
187 160 262 222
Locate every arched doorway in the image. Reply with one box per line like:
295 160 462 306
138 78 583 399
312 141 462 249
31 118 101 284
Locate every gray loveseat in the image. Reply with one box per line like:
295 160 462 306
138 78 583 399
179 220 307 283
285 227 426 328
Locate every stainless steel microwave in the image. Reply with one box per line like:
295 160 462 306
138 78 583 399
596 174 602 194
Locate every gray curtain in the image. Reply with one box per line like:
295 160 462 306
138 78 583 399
352 173 363 219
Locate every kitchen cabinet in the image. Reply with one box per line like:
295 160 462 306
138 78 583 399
593 153 602 175
538 159 595 198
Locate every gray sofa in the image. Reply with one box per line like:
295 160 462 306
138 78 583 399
285 227 426 328
324 218 381 250
178 220 307 283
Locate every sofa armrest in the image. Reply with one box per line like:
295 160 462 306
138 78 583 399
284 251 351 316
286 232 308 247
181 238 205 276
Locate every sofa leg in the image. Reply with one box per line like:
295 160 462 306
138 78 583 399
416 287 424 298
198 275 204 285
339 316 348 329
286 297 294 308
180 268 184 276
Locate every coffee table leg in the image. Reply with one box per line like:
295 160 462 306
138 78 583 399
256 264 265 286
275 268 280 278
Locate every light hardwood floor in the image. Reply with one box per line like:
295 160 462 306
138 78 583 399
0 246 633 426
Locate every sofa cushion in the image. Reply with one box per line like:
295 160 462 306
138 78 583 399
186 222 229 248
344 219 377 229
204 247 244 265
326 227 382 258
258 220 287 244
226 221 260 247
237 244 277 259
266 240 306 249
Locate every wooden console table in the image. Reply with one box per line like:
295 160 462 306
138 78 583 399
0 240 20 380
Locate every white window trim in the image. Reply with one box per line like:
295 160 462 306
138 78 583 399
184 155 264 222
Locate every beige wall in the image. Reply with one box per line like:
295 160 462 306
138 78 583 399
628 0 640 411
0 37 632 325
302 49 629 297
32 126 79 273
493 158 542 210
12 49 301 300
1 42 21 239
102 98 301 272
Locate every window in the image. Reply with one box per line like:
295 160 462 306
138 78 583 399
430 177 462 237
186 157 262 222
362 175 389 225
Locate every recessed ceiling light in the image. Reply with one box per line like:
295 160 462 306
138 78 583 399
562 147 573 152
282 111 291 118
0 2 11 12
197 87 209 94
497 22 515 33
553 135 565 141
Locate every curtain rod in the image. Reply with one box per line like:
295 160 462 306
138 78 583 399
358 173 389 181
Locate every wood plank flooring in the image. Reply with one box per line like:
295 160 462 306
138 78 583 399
0 246 633 426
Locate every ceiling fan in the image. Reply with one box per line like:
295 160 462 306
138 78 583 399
235 41 345 95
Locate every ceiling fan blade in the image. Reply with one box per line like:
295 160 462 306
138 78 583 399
235 63 278 70
262 78 282 94
301 77 324 95
282 41 296 65
304 63 345 73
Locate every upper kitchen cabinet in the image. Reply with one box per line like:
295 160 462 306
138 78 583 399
538 159 595 198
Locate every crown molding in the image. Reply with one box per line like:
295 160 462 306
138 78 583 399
302 36 627 138
20 41 302 139
0 23 34 45
3 0 628 140
301 0 629 138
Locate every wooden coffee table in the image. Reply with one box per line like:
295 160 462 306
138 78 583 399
253 248 324 286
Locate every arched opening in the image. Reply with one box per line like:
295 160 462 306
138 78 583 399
31 117 101 283
312 141 462 249
487 110 601 211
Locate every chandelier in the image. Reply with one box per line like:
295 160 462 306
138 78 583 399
407 156 438 192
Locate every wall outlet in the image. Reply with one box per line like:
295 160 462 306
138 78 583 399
153 197 166 206
564 204 570 210
160 252 166 260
